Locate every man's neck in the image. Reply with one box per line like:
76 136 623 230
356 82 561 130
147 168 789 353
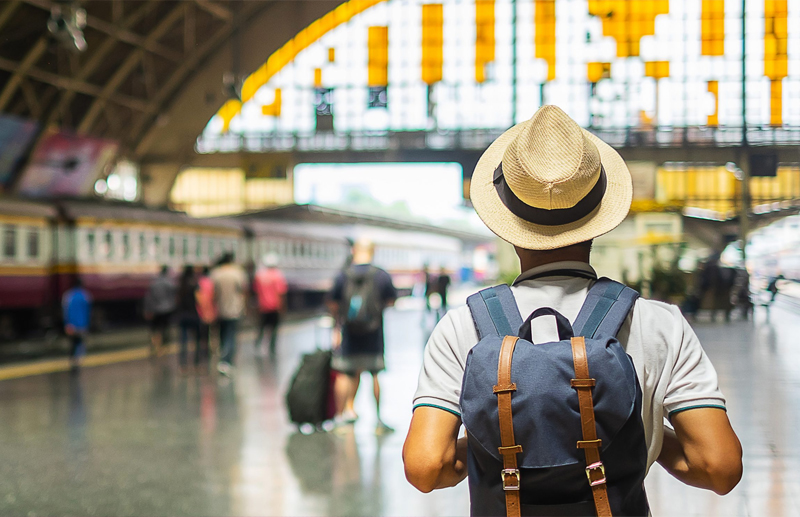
515 246 590 272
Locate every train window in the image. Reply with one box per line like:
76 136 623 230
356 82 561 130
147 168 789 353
139 233 146 260
86 231 95 259
3 227 15 259
169 236 176 258
122 233 130 259
27 229 39 259
182 237 189 260
104 231 114 259
154 234 161 260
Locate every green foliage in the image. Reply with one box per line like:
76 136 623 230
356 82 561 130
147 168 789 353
500 270 519 286
648 243 688 303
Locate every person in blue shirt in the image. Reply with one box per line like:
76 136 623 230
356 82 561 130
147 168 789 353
62 278 92 370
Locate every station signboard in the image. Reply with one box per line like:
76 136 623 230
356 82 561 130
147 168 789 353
199 0 800 152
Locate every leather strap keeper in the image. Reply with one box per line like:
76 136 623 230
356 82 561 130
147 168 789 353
570 378 597 388
493 383 518 394
577 439 602 449
499 445 523 454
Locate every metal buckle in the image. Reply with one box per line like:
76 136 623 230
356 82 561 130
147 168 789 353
585 462 606 487
501 469 520 491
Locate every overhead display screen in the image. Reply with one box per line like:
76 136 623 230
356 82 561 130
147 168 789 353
198 0 800 153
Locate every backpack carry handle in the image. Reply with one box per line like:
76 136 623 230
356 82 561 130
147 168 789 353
518 307 574 343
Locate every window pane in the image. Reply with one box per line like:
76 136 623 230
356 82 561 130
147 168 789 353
182 237 189 260
86 231 95 258
122 233 130 259
3 227 16 258
154 235 161 260
139 233 146 259
196 238 202 259
105 231 114 259
169 236 176 258
27 229 39 259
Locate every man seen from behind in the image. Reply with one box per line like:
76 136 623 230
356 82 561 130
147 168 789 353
329 238 397 433
62 277 91 371
144 265 176 357
253 253 288 358
212 252 248 376
403 105 742 515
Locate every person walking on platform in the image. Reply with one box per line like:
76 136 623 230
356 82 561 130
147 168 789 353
329 238 397 433
422 264 435 312
176 265 202 373
144 265 176 357
212 252 248 376
62 277 91 371
403 106 742 514
195 265 216 361
436 266 451 316
253 253 288 358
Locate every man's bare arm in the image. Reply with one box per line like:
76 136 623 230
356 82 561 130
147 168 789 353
403 406 468 492
657 407 742 495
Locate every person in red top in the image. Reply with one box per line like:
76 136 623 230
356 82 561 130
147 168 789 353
195 265 217 367
253 253 288 357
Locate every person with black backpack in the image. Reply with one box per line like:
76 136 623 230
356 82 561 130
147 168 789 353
329 238 397 433
403 106 742 516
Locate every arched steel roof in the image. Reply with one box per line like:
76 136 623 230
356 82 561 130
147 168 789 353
0 0 271 153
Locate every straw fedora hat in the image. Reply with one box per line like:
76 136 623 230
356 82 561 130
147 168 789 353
470 105 632 250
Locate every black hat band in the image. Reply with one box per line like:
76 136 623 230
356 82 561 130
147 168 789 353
492 162 607 226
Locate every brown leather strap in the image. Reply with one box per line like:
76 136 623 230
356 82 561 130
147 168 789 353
570 337 612 517
495 335 522 517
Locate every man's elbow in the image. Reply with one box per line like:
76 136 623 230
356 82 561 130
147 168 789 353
403 452 443 493
404 467 436 493
705 445 743 495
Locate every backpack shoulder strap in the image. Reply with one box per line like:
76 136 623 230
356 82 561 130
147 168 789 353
573 277 639 339
467 284 523 340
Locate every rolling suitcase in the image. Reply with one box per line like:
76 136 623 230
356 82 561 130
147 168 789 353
286 349 333 428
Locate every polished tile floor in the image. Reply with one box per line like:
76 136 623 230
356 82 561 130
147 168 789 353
0 301 795 516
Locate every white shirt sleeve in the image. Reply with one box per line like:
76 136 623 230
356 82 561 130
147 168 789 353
662 307 727 416
412 309 476 417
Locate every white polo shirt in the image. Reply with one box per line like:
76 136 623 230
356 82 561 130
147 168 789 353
412 261 726 470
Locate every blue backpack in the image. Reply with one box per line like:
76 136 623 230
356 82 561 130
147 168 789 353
461 278 649 517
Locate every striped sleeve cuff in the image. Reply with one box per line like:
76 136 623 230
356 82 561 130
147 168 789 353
412 397 461 418
666 398 727 418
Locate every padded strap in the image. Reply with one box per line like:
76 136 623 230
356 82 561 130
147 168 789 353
467 285 523 339
495 336 522 517
570 336 612 517
573 278 639 339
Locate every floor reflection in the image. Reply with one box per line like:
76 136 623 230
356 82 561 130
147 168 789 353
3 304 800 515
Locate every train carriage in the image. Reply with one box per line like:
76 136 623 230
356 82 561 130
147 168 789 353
58 201 244 327
238 204 479 300
0 199 491 339
0 200 57 337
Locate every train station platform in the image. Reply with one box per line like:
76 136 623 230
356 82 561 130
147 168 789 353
0 294 793 516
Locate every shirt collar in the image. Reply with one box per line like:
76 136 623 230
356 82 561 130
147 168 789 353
513 261 597 285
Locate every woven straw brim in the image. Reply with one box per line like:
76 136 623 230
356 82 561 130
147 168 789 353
470 121 632 251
